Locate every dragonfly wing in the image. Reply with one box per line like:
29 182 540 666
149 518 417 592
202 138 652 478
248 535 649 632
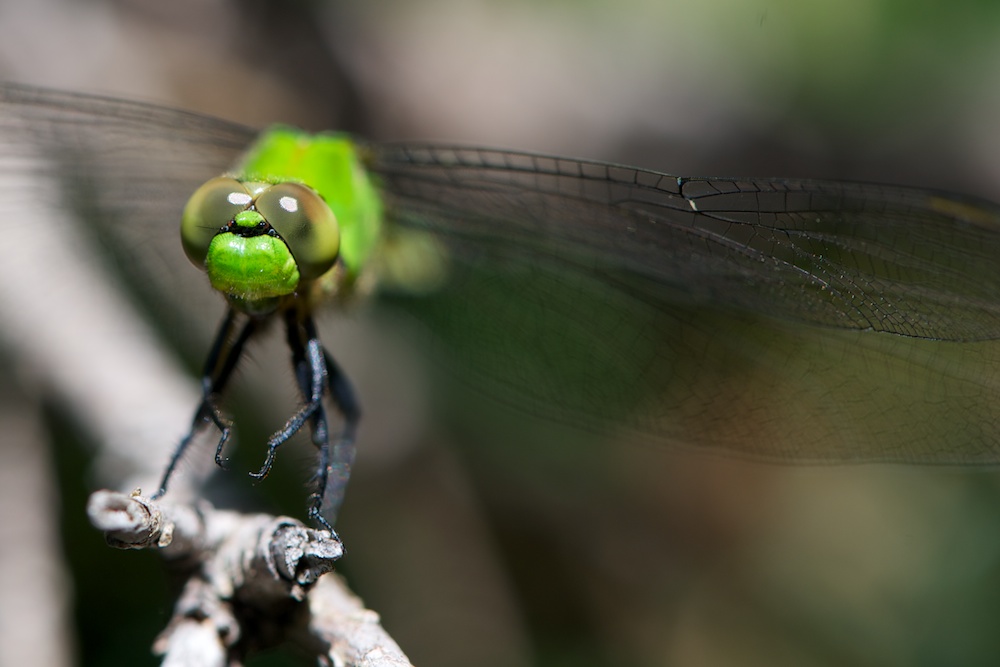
0 84 256 344
369 144 1000 464
0 84 259 488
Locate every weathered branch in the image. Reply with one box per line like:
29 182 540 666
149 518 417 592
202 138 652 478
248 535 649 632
87 490 412 666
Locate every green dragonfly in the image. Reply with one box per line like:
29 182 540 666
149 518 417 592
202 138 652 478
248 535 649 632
6 82 1000 535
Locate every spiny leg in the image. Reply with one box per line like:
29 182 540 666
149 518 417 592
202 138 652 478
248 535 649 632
285 316 347 533
153 310 257 499
248 309 327 482
308 411 335 534
308 348 361 529
298 357 335 533
290 318 360 533
244 309 361 532
210 318 259 469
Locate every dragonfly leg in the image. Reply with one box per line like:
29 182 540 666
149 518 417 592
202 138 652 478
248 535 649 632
300 390 338 534
250 311 361 532
151 404 211 501
248 310 327 481
152 310 255 499
209 318 258 469
307 348 360 530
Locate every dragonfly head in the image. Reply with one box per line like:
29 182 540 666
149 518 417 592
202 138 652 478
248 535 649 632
181 176 341 313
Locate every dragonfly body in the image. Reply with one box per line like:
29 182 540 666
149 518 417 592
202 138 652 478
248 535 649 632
5 84 1000 536
158 129 385 532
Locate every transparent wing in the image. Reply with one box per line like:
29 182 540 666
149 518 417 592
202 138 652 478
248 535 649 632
0 84 262 500
369 145 1000 464
0 83 256 346
6 82 1000 473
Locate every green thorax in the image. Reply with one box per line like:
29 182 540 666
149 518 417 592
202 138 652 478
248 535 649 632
234 126 383 281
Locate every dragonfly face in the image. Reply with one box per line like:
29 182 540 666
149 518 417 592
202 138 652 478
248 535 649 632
181 176 341 314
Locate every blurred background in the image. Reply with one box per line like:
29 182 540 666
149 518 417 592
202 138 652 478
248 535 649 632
4 0 1000 665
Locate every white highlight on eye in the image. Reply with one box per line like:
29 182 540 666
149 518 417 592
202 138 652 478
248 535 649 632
279 195 299 213
228 192 252 206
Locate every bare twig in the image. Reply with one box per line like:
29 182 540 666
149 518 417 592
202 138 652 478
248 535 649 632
87 490 412 666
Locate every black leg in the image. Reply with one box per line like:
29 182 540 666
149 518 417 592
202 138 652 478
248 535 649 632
248 310 361 533
211 319 259 468
307 348 360 529
152 310 257 499
302 364 336 534
248 310 328 482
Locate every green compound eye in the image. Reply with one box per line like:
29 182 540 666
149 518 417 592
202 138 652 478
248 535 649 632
181 177 252 267
254 182 340 281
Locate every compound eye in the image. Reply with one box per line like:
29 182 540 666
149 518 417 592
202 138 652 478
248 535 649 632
181 177 253 267
254 182 340 281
